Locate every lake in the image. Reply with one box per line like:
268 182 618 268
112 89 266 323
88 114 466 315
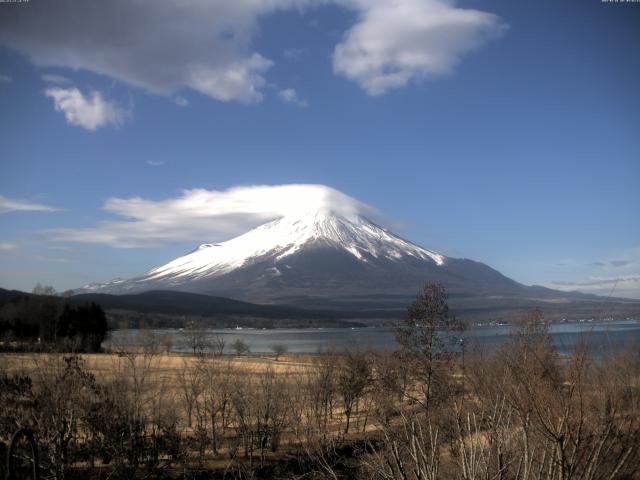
106 319 640 356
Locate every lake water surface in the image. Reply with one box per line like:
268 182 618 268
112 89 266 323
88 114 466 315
106 319 640 356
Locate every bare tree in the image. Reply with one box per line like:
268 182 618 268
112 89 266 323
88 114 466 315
371 350 408 424
271 343 288 361
182 322 208 356
30 355 101 479
198 357 232 454
107 328 162 469
460 310 640 480
308 350 339 440
337 348 371 434
177 359 201 428
396 282 462 411
232 338 250 356
210 334 226 356
361 411 440 480
32 284 57 296
255 367 290 461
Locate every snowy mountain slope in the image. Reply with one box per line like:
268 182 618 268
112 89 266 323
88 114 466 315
144 210 445 281
78 209 570 308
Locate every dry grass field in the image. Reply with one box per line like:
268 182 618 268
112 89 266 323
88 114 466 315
1 314 639 479
1 351 320 377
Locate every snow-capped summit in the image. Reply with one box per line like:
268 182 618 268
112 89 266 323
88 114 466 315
79 209 536 308
143 210 445 284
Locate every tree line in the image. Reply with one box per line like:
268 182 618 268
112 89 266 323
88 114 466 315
0 284 108 352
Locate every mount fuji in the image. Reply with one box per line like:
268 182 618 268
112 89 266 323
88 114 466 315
78 209 582 312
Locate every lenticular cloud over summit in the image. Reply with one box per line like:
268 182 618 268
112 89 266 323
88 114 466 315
51 184 385 248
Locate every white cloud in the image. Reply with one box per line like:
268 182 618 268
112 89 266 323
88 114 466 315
50 184 384 248
0 0 504 100
45 87 128 131
0 242 17 251
278 88 308 107
0 195 60 214
188 53 273 103
333 0 506 95
0 74 12 83
146 160 165 167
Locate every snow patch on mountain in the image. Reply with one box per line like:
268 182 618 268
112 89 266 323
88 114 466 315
80 278 128 291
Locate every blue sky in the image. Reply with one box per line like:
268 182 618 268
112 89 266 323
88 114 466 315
0 0 639 298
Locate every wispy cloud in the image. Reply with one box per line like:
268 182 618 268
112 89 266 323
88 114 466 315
0 195 60 214
146 160 165 167
278 88 308 107
590 247 640 272
45 87 129 131
30 255 70 263
547 275 640 299
0 74 12 83
0 242 17 251
547 246 640 299
584 260 637 272
50 184 385 248
610 260 633 267
41 73 71 85
47 245 75 252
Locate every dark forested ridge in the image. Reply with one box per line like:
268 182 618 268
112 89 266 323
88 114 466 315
0 288 107 351
73 290 327 318
78 288 640 325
